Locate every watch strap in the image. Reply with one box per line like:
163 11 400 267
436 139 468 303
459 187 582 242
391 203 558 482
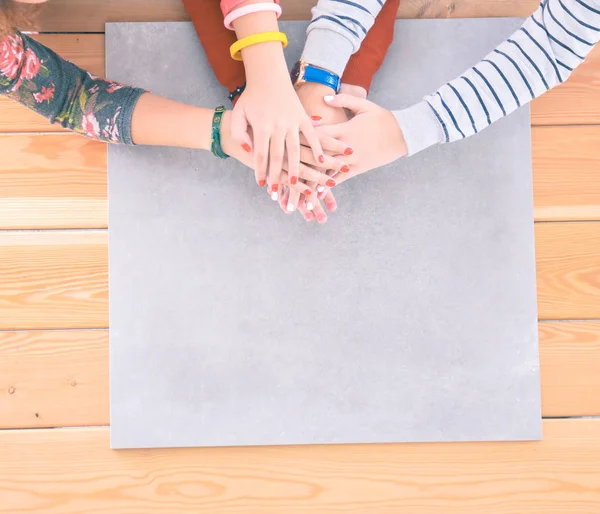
302 64 341 93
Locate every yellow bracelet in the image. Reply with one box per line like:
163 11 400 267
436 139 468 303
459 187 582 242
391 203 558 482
230 31 288 61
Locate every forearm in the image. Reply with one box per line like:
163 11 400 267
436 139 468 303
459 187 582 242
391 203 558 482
231 0 289 83
182 0 246 100
394 0 600 155
342 0 399 93
1 32 144 144
130 93 213 150
301 0 387 77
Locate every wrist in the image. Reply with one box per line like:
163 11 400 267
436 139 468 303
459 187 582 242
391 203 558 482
296 81 336 98
339 83 367 99
243 43 289 84
219 110 235 156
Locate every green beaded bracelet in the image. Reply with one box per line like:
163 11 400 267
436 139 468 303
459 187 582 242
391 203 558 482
210 106 229 159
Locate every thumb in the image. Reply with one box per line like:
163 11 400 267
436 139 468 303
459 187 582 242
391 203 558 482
323 93 371 115
230 105 252 150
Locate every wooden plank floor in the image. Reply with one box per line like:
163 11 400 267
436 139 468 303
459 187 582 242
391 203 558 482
1 1 599 512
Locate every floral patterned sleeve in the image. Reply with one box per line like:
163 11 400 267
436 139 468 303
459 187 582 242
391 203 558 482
0 31 145 144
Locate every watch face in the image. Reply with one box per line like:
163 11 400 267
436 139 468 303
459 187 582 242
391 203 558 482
291 61 302 85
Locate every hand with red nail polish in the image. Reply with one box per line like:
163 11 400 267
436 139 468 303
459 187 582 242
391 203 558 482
314 94 408 185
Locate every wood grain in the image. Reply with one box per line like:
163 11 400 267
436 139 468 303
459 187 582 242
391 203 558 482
0 135 107 229
1 322 598 429
535 222 600 320
0 231 107 330
532 126 600 222
2 125 599 230
1 34 599 133
539 321 600 417
36 0 542 32
0 224 598 329
0 34 104 134
0 330 108 428
0 420 599 514
531 46 600 126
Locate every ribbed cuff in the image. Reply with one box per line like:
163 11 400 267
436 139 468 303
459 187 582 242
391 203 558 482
301 28 354 78
120 87 147 146
392 101 446 156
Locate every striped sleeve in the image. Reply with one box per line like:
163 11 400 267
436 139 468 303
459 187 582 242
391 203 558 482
301 0 387 77
394 0 600 155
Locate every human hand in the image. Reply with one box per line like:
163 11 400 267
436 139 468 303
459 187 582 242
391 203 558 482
314 94 408 183
294 82 349 223
220 111 337 195
230 74 326 196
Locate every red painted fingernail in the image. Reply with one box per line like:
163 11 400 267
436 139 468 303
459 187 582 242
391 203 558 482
344 148 353 155
326 179 336 187
304 188 312 195
258 179 266 187
242 143 251 152
318 155 325 164
311 115 321 121
271 184 279 192
290 176 298 185
341 164 350 173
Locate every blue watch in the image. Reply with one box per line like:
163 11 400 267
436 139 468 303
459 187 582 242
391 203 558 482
291 60 341 93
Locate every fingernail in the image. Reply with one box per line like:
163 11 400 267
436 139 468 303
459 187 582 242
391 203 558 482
290 176 298 185
272 184 279 192
242 143 251 152
317 214 327 223
341 164 350 173
326 179 336 187
317 186 325 193
344 148 353 155
287 202 295 212
304 188 312 195
324 95 335 102
311 115 321 121
271 192 278 201
307 202 314 210
318 155 325 164
258 179 266 187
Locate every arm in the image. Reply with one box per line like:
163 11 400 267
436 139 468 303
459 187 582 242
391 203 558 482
301 0 388 77
182 0 246 104
0 33 334 194
226 0 329 210
342 0 399 95
0 31 144 144
394 0 600 155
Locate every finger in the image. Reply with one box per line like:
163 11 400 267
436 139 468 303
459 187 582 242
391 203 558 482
285 130 301 187
279 186 290 213
298 201 316 223
308 131 353 157
299 117 325 165
299 145 349 173
298 163 337 188
323 93 372 115
323 189 338 212
253 129 270 193
286 186 301 213
268 130 285 196
311 198 328 224
230 107 253 154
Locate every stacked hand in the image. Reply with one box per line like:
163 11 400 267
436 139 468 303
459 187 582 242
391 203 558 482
225 84 408 223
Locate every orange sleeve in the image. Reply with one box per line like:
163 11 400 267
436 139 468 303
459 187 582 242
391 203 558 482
342 0 400 93
181 0 247 103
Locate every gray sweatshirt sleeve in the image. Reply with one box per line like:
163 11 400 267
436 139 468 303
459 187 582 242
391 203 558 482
393 0 600 156
300 0 387 77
